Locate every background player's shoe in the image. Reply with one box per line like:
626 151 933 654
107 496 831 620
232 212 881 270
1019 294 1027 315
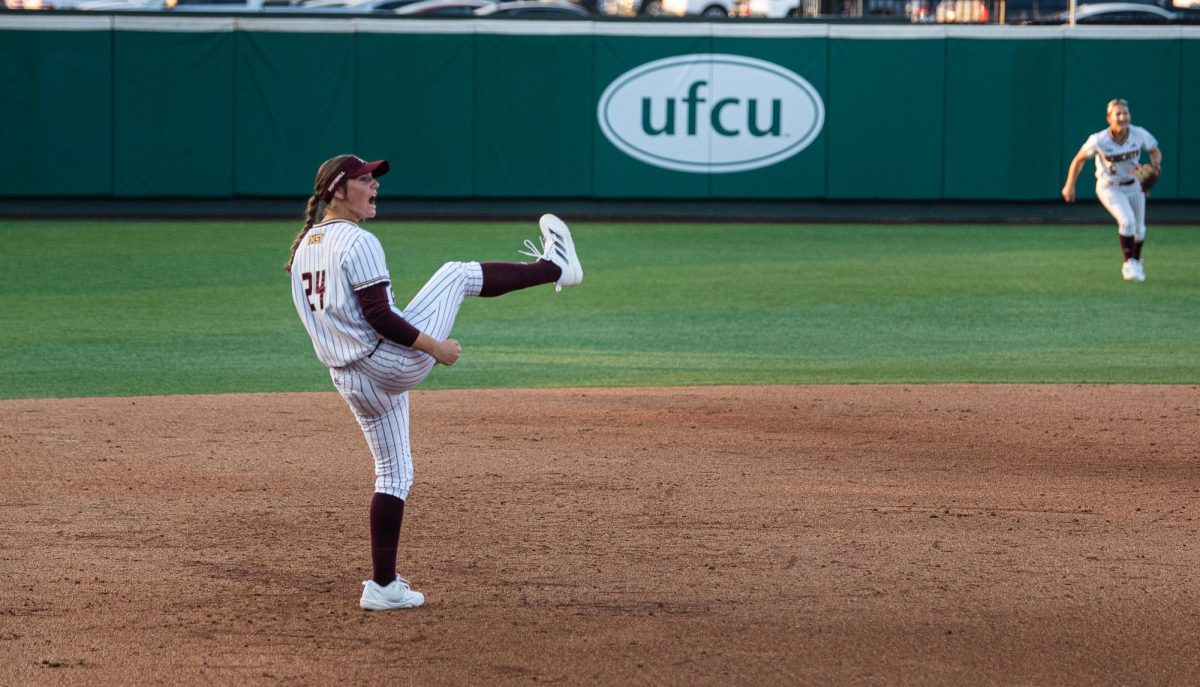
1121 260 1138 282
360 576 424 611
1130 258 1146 282
522 214 583 292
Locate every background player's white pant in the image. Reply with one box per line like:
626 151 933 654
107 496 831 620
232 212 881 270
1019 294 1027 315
329 261 484 500
1096 180 1146 240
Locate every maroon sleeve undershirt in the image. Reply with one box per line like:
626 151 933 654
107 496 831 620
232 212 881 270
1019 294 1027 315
355 282 420 348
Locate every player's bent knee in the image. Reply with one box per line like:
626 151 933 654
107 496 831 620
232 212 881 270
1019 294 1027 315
435 260 483 297
426 261 469 290
439 261 468 277
1118 223 1136 237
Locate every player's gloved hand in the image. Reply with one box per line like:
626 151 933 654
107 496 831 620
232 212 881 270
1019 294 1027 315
1131 164 1160 193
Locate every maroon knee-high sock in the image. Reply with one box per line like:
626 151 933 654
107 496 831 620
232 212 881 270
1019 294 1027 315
480 260 561 297
370 493 405 587
1119 234 1135 260
1132 240 1144 261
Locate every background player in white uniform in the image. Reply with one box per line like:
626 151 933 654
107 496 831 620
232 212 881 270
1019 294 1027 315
1062 98 1162 282
284 154 583 611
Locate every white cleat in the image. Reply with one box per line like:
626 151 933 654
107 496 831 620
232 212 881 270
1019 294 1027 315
1121 260 1137 282
1130 258 1146 282
360 576 424 611
521 213 583 293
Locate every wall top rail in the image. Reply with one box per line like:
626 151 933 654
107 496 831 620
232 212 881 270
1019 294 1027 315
1 15 1196 39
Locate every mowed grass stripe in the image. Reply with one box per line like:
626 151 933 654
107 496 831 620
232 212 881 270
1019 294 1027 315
1 220 1198 399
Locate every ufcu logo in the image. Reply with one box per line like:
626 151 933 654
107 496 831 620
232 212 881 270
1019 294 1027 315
641 80 782 138
598 54 824 174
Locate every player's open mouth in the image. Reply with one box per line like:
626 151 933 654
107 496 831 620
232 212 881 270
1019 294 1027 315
369 195 377 205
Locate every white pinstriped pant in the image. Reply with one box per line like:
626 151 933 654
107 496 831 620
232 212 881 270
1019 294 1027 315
329 261 484 500
1096 180 1146 240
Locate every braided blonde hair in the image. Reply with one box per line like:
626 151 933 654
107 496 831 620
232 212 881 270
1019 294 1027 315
283 155 353 274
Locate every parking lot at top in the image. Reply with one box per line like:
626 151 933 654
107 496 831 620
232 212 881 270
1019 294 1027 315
2 0 1196 21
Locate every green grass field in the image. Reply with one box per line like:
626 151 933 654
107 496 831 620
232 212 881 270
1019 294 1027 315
1 219 1198 400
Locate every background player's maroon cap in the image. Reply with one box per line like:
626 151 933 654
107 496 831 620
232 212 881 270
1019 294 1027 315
319 156 390 202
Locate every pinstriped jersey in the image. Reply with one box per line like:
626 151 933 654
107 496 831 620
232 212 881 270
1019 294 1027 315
290 220 393 368
1080 125 1157 184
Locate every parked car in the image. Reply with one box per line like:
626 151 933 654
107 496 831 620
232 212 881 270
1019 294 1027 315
79 0 172 8
663 0 732 16
475 0 590 14
994 0 1066 23
5 0 116 8
295 0 422 10
905 0 929 19
997 0 1177 23
729 0 815 16
1027 1 1175 21
167 0 310 10
734 0 906 16
863 0 908 13
171 0 267 8
599 0 664 16
393 0 491 12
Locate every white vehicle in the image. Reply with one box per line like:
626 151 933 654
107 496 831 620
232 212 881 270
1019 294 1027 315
167 0 268 10
662 0 732 16
1033 2 1177 21
393 0 492 13
294 0 420 10
475 0 590 14
730 0 808 16
173 0 265 8
78 0 172 9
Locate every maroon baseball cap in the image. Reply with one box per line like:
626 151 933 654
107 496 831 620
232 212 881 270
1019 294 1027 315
319 155 390 202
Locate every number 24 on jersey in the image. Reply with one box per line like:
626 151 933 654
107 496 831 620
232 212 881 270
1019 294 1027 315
301 270 327 312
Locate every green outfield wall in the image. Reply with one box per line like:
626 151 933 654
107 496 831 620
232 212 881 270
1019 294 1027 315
2 17 1197 200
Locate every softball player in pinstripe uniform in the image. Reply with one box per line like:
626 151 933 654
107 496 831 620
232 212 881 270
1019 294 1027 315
285 154 582 611
1062 98 1162 282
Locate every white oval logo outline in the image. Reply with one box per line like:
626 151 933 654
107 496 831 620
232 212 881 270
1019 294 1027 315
597 53 825 174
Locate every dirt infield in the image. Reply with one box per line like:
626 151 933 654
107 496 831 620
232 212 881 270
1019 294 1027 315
2 385 1198 686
